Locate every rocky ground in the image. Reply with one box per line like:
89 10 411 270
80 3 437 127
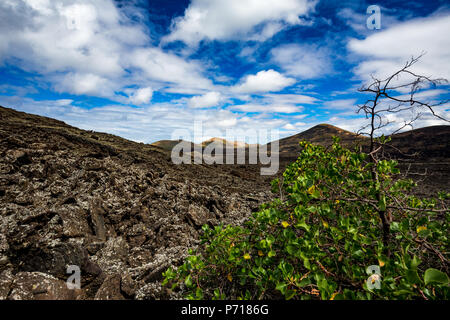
0 106 272 300
0 106 448 300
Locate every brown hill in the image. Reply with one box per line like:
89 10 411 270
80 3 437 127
268 123 450 196
152 137 260 165
279 124 363 149
268 124 366 163
152 137 255 151
387 125 450 160
270 123 450 163
201 137 252 148
152 139 198 153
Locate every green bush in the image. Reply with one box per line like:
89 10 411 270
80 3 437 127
163 139 449 300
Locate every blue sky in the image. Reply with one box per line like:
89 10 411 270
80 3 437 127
0 0 449 143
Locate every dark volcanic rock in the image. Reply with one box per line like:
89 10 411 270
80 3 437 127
0 106 272 300
7 272 85 300
94 274 124 300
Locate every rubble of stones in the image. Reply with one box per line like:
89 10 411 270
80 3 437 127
0 107 272 300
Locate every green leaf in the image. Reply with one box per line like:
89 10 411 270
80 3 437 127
393 289 413 296
285 289 297 300
213 288 220 299
294 219 310 232
390 222 400 232
195 287 204 299
276 282 287 294
405 269 421 284
184 274 193 287
303 258 310 270
418 229 432 238
424 268 449 286
410 255 421 269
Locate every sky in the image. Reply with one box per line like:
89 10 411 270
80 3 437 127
0 0 449 144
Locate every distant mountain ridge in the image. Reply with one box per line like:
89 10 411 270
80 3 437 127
151 137 255 152
150 124 357 154
268 124 365 161
269 123 450 162
152 123 450 162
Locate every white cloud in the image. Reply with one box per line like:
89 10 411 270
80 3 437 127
0 0 213 100
54 73 113 97
164 0 317 45
347 14 450 125
0 84 38 96
348 14 450 81
0 1 137 76
263 93 318 105
322 99 358 111
292 114 308 119
233 70 296 93
247 22 285 41
188 92 222 108
283 123 296 130
128 87 153 105
25 0 53 15
229 103 303 114
328 105 450 135
215 117 237 128
127 48 213 93
393 89 448 101
271 43 332 79
226 93 315 114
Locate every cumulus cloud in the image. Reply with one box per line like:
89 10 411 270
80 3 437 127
271 44 332 79
233 70 296 93
127 48 213 92
53 73 113 97
229 103 303 114
263 93 318 105
0 0 212 100
128 87 153 105
393 89 448 102
322 98 358 112
226 93 315 114
347 15 450 127
188 92 222 108
348 14 450 81
0 0 139 76
164 0 317 45
327 105 450 135
282 123 296 130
